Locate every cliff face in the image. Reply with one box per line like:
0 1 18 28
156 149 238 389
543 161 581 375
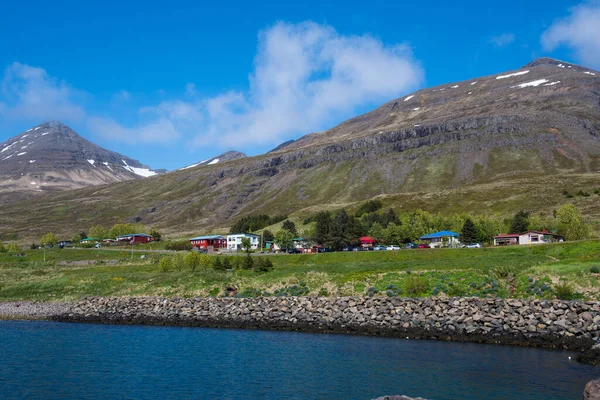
0 58 599 237
0 121 162 199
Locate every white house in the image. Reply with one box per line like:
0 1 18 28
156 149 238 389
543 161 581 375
226 233 260 250
494 231 564 246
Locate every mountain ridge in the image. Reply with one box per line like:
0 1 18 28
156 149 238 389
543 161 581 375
0 121 163 199
0 57 599 239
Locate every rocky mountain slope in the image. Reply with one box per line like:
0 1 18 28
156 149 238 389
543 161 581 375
0 58 599 238
179 151 246 171
0 121 163 198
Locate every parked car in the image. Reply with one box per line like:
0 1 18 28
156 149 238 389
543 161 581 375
288 248 302 254
386 245 401 250
352 247 365 251
417 243 431 249
318 247 333 253
405 243 419 249
373 245 387 250
95 243 102 248
465 243 482 248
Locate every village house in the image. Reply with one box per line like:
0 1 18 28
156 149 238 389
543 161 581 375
115 233 154 244
189 235 227 251
226 233 260 250
494 231 564 246
419 231 461 248
359 236 376 249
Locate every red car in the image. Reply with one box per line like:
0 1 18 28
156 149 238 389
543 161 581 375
417 244 431 249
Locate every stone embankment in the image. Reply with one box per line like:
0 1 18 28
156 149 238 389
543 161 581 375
55 296 600 365
0 301 72 320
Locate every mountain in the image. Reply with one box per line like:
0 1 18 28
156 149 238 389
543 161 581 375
179 151 246 171
0 121 163 198
0 58 599 239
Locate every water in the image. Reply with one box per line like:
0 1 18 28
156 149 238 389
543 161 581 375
0 321 597 399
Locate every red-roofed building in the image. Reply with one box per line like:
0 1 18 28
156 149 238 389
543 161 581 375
359 236 376 248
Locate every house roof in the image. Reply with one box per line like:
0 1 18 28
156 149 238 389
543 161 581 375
292 237 305 241
494 234 519 238
420 230 460 239
359 236 376 242
116 233 153 239
227 233 260 237
189 235 226 241
523 230 563 238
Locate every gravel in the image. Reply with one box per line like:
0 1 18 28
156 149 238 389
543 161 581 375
0 301 72 320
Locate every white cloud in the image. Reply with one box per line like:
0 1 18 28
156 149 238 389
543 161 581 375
0 62 86 121
86 116 179 145
489 33 515 47
0 21 424 150
147 21 423 149
542 2 600 68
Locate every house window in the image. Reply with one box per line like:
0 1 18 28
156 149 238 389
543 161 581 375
531 235 539 242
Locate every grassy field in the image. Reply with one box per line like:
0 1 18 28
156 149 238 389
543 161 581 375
0 241 599 302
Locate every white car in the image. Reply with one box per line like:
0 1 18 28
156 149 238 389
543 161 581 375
465 243 481 248
386 245 401 250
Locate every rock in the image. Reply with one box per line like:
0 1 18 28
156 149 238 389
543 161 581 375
584 379 600 400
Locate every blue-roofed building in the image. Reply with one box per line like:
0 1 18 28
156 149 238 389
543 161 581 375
419 231 461 248
189 235 227 250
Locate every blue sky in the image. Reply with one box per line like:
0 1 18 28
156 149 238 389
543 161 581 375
1 0 599 170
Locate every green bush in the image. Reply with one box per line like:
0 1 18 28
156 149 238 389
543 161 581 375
5 243 21 253
554 282 577 300
253 257 274 272
0 241 5 252
590 266 600 273
164 241 192 251
159 257 172 272
171 253 185 271
241 254 254 270
222 257 232 270
213 257 225 271
405 275 429 296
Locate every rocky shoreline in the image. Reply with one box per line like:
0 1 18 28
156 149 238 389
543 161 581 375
0 301 71 320
44 296 600 366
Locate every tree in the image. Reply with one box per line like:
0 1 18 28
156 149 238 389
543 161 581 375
275 229 294 250
40 232 58 246
240 237 252 253
331 209 352 250
383 222 401 245
461 218 477 244
262 229 274 243
368 222 385 241
281 220 298 236
556 204 592 241
354 200 383 217
313 211 332 246
509 211 530 234
149 228 162 242
89 225 108 240
71 232 87 243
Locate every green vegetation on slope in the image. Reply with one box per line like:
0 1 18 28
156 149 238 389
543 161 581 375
0 241 599 302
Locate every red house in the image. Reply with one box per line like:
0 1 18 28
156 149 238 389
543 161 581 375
359 236 376 248
116 233 154 244
189 235 227 250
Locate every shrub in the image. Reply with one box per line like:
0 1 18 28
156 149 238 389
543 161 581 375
318 288 329 297
30 242 38 250
222 257 232 270
274 284 309 297
253 257 274 272
590 266 600 273
241 254 254 270
405 276 429 296
0 241 5 252
159 257 171 272
366 286 378 297
164 241 192 251
491 265 517 279
213 257 225 271
554 282 577 300
171 253 185 271
5 243 21 253
385 284 402 297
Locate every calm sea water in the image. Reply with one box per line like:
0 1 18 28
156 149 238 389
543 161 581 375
0 321 597 399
